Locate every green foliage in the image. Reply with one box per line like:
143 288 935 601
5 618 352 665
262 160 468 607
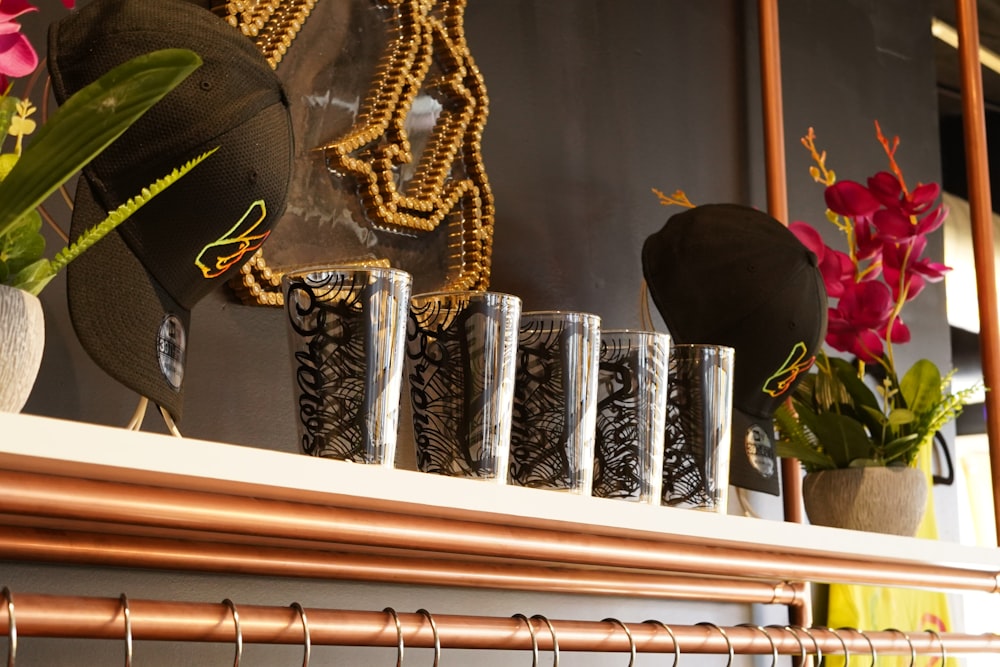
774 351 983 472
0 48 203 295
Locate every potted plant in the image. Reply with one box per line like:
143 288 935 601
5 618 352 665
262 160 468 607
773 122 982 536
0 37 207 411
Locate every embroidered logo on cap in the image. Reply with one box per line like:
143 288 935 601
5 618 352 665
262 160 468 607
763 341 815 397
195 200 270 278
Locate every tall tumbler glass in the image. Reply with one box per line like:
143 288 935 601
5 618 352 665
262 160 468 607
593 330 671 504
406 290 522 481
282 265 412 466
510 311 601 494
661 343 735 512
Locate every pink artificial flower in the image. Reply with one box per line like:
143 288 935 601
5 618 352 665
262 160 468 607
0 0 38 90
789 221 855 298
853 217 883 263
825 179 881 218
825 280 895 363
882 235 951 303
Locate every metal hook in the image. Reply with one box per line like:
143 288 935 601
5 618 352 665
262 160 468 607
512 614 538 667
384 608 404 667
791 626 822 665
602 618 635 667
120 594 133 667
840 627 876 667
290 602 310 667
926 628 948 665
823 626 850 664
738 624 776 667
696 622 733 667
886 628 916 667
416 609 440 667
767 624 805 664
643 620 680 667
531 615 559 667
223 599 242 667
3 588 15 667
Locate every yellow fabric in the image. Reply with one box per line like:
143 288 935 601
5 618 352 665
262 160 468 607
824 444 956 667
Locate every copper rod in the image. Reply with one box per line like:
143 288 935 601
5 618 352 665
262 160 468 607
4 594 999 655
0 471 996 594
956 0 1000 544
757 0 808 536
0 527 803 605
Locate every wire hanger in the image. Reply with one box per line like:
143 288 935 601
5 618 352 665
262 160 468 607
384 608 404 667
120 594 132 667
290 602 310 667
530 615 559 667
926 628 948 664
824 627 850 664
602 618 635 667
512 614 538 667
772 624 806 664
842 628 876 667
643 620 680 667
223 599 242 667
886 628 916 667
416 609 440 667
696 622 733 667
738 624 776 667
2 588 14 667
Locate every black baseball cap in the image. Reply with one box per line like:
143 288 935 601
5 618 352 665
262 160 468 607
641 204 828 495
48 0 293 421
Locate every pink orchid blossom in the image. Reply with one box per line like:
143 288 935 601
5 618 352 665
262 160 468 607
0 0 38 90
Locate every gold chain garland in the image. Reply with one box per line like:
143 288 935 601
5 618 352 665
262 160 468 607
223 0 494 306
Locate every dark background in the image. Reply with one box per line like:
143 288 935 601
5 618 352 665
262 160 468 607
8 1 979 662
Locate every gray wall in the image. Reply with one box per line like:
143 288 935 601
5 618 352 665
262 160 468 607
12 0 953 664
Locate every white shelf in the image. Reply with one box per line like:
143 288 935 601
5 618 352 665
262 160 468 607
1 411 997 598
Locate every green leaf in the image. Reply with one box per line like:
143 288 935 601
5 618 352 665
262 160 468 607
7 258 55 294
0 48 202 238
805 411 873 468
0 209 45 275
887 407 916 427
0 96 18 140
900 359 943 417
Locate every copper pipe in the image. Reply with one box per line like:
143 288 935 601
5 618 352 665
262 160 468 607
956 0 1000 544
5 594 1000 655
0 471 996 594
0 527 803 605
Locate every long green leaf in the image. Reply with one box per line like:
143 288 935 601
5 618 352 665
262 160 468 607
0 48 202 236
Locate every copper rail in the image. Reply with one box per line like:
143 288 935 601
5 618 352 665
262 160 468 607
4 593 1000 657
0 469 997 597
956 0 1000 544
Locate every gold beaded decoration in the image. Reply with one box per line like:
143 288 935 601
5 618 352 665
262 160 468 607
225 0 495 306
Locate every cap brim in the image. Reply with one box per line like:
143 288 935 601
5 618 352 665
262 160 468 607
67 171 191 421
729 407 781 495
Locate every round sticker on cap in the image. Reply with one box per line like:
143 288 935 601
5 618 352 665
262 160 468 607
156 314 187 391
744 423 776 479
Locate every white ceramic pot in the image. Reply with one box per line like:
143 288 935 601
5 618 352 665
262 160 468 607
802 466 928 537
0 284 45 412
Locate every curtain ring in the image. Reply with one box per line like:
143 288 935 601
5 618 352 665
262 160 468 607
737 624 776 667
886 628 916 667
768 625 805 664
290 603 310 667
696 622 733 667
777 625 822 664
926 628 948 664
823 626 850 663
120 594 133 667
602 618 636 667
223 599 242 667
3 588 15 667
643 620 680 667
383 608 404 667
416 609 440 667
512 614 539 667
530 615 559 667
840 627 876 667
